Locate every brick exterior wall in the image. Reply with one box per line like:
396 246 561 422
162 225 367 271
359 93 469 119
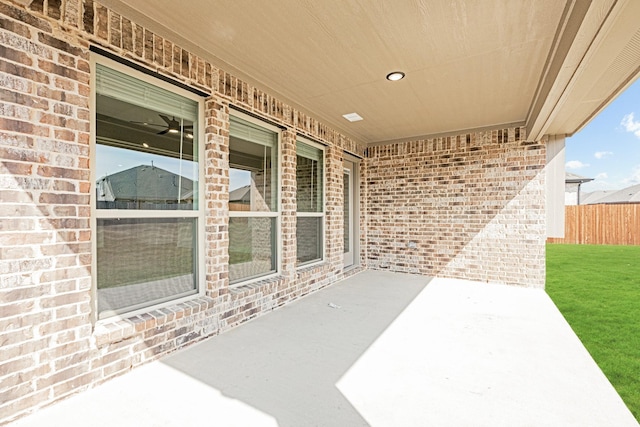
365 129 546 287
0 0 547 424
0 1 366 423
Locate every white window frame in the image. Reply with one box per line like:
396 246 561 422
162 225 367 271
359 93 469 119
228 110 282 287
296 137 326 268
90 54 206 321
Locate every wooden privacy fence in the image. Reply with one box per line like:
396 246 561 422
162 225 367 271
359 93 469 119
547 204 640 245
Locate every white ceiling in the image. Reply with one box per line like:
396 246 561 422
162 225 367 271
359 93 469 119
100 0 640 144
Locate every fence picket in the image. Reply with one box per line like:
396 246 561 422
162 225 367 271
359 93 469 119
547 204 640 245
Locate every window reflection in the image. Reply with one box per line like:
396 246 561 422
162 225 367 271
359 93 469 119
229 140 276 212
229 217 277 283
228 115 279 284
95 61 201 319
96 95 198 210
97 217 197 314
296 216 323 264
296 153 323 213
296 142 324 265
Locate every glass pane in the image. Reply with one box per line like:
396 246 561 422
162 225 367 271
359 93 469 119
97 217 197 316
229 118 278 213
344 172 350 253
297 216 323 265
296 144 323 213
96 75 198 211
229 217 277 283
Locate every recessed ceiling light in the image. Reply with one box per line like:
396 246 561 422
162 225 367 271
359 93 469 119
142 142 149 148
386 71 405 81
342 112 363 122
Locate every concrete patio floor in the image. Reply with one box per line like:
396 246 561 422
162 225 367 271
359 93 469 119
8 270 638 427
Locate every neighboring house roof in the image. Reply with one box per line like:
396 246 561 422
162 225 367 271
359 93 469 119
564 172 594 205
97 165 194 202
586 183 640 204
565 172 594 185
580 190 614 205
229 185 251 203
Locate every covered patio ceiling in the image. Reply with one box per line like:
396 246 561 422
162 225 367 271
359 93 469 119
98 0 640 145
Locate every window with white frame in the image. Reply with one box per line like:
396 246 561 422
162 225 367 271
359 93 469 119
94 58 203 319
228 114 280 284
296 140 324 265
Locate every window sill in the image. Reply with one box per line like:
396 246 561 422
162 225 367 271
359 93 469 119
229 274 286 296
93 295 215 347
296 261 327 274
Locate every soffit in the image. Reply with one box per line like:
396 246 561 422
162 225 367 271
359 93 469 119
541 0 640 138
99 0 640 144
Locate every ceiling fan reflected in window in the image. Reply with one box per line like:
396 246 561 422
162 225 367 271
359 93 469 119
131 114 194 139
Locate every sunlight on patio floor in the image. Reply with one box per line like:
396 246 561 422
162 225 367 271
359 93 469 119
8 271 637 427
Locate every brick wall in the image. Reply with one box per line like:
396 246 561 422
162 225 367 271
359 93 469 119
365 129 546 287
1 0 94 420
0 0 366 423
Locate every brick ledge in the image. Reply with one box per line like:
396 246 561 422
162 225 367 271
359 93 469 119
93 296 216 347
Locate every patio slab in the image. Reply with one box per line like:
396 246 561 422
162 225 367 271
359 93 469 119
8 270 638 426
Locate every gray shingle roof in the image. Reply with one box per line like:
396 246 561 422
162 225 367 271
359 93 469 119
97 165 193 203
586 183 640 204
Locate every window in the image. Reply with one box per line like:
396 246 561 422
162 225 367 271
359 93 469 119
228 114 280 284
93 57 203 319
296 140 324 265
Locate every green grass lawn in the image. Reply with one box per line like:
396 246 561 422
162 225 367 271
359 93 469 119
97 244 194 288
546 244 640 421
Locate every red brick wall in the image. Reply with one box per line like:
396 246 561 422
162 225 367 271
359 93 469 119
0 0 365 423
365 130 546 286
1 0 95 419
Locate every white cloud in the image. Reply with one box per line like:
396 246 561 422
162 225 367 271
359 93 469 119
566 160 589 170
594 151 613 159
621 113 640 138
595 172 608 180
622 166 640 185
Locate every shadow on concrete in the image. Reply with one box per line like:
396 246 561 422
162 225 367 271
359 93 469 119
8 270 638 427
162 270 430 427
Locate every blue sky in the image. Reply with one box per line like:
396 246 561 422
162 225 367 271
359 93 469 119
565 77 640 191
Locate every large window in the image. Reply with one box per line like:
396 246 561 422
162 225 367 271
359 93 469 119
296 140 324 265
94 58 202 319
229 114 280 284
